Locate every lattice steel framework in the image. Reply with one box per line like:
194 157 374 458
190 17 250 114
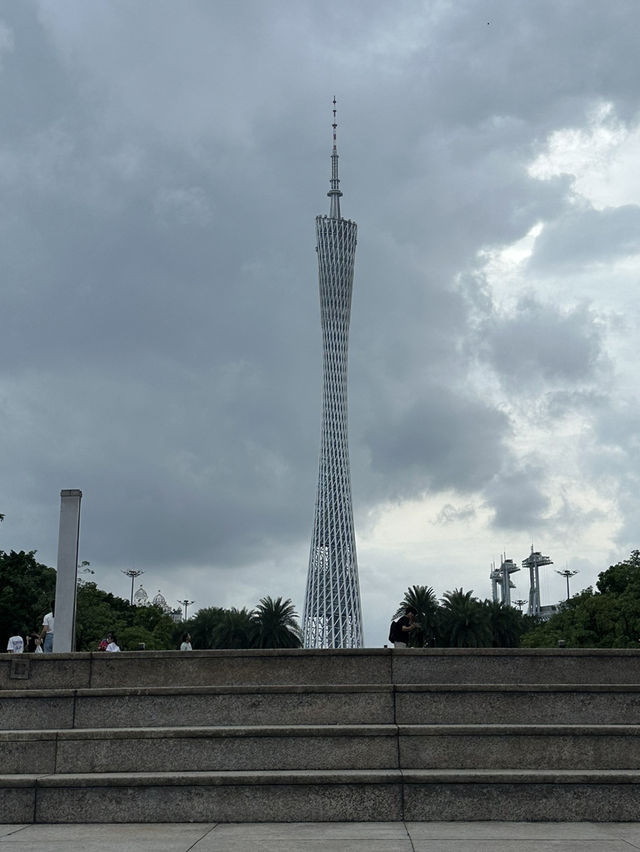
303 102 363 649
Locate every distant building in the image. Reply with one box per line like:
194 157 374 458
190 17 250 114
133 584 149 607
152 590 169 612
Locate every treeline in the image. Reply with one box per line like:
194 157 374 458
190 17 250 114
394 585 535 648
0 550 301 651
6 546 640 651
521 550 640 648
181 598 302 649
399 551 640 648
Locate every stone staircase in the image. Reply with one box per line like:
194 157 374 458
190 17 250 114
1 648 640 822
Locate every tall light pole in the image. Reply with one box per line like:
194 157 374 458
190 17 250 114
122 569 144 605
178 599 194 621
556 568 579 602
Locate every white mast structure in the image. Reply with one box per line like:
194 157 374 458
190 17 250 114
303 99 363 648
490 555 520 606
523 546 553 616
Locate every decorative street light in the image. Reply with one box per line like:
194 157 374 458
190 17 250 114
122 569 144 605
177 599 194 621
514 599 527 612
556 568 579 602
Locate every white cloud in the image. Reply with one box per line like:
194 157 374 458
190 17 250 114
529 102 640 210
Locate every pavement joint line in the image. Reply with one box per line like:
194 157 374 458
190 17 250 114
184 822 219 851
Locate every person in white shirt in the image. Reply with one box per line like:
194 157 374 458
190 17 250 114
180 632 192 651
105 632 120 652
41 603 55 653
7 633 24 653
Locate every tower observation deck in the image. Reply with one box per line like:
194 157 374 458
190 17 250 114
303 100 363 648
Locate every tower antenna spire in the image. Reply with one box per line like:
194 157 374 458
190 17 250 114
328 96 343 218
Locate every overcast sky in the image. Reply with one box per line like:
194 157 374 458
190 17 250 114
2 0 640 645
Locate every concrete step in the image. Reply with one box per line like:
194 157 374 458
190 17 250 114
396 683 640 725
4 648 640 824
0 725 399 773
4 682 640 730
4 723 639 774
4 769 640 823
399 724 640 769
0 684 393 729
1 649 391 690
402 769 640 821
0 770 404 823
5 648 640 691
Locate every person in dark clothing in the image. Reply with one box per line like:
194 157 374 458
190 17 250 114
389 606 417 647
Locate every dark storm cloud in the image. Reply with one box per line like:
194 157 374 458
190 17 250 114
363 386 511 497
479 297 603 391
1 0 640 627
484 464 550 530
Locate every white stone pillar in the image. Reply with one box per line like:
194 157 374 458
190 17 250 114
53 489 82 653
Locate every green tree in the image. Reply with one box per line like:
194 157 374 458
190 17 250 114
75 582 130 650
596 550 640 596
212 607 255 649
128 604 177 650
522 551 640 648
394 585 440 647
484 600 526 648
75 586 176 650
0 550 56 642
252 596 302 648
188 607 225 649
440 588 492 647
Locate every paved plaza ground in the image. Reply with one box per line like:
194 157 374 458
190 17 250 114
0 822 639 851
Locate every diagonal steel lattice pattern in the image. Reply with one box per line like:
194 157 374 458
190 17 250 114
303 116 363 649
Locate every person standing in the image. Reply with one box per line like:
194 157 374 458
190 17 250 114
41 603 54 653
105 633 120 652
180 632 192 651
6 631 24 653
389 606 418 648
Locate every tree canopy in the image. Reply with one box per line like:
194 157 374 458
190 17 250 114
0 549 302 652
520 551 640 648
393 584 529 648
0 550 56 641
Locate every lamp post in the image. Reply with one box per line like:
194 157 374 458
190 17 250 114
556 569 579 602
514 599 527 612
122 569 144 605
177 599 194 621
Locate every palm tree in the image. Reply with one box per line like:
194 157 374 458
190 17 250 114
211 607 256 649
440 588 492 647
484 600 525 647
394 585 440 647
252 596 302 648
189 606 225 649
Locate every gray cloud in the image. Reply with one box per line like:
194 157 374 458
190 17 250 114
530 205 640 270
363 386 511 497
1 1 640 644
485 464 551 531
479 297 604 391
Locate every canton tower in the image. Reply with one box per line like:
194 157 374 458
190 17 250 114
303 100 363 649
